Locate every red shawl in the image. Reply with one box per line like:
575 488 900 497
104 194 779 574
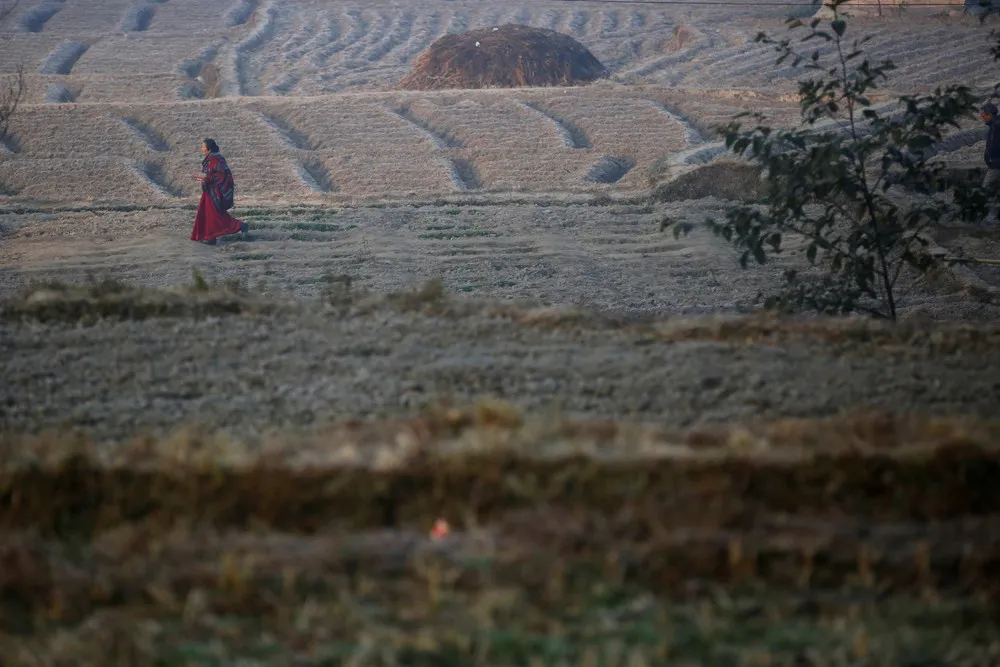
201 152 235 213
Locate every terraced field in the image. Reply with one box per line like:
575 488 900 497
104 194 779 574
3 2 1000 663
2 0 994 100
4 199 999 321
1 0 997 202
0 86 764 201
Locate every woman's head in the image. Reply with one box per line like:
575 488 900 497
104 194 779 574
202 138 220 155
981 103 997 124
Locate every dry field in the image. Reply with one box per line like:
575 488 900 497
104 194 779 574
3 0 1000 663
2 282 1000 663
2 201 1000 663
0 87 750 200
3 200 999 320
0 0 998 201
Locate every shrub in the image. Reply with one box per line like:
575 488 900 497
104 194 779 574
667 0 999 320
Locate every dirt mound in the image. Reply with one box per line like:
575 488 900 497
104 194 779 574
398 24 607 91
652 161 765 203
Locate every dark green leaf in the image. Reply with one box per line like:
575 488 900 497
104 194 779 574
907 135 934 152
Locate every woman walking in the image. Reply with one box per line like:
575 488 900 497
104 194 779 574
191 138 247 245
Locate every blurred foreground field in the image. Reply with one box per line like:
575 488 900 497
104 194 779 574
2 406 999 665
2 283 1000 665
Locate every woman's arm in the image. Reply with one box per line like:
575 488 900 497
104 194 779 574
197 157 217 187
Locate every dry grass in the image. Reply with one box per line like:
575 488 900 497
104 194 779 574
2 81 981 201
2 403 999 664
1 87 774 200
199 62 221 100
3 3 1000 658
7 277 1000 348
2 0 991 99
2 0 995 203
0 278 279 323
628 310 1000 358
3 281 1000 662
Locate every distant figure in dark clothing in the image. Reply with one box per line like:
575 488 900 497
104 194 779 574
982 103 1000 225
191 138 247 245
983 103 1000 183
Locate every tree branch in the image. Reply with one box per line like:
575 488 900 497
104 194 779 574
0 0 20 29
0 63 25 144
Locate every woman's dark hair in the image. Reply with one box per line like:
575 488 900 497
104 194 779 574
203 138 220 153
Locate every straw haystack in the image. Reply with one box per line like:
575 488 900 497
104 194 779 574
398 24 607 91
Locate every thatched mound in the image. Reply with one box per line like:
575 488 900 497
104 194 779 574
399 24 607 91
652 162 765 203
